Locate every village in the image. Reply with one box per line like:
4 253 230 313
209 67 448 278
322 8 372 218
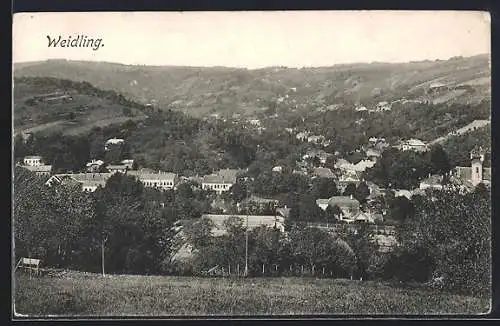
16 124 491 260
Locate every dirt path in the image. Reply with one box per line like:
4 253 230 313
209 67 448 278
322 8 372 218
429 119 490 145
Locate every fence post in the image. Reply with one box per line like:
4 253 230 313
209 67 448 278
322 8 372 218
301 265 304 276
237 264 240 277
228 264 231 276
312 265 315 276
322 267 325 276
222 266 225 277
262 264 265 275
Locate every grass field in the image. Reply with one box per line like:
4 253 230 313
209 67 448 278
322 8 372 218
13 272 490 317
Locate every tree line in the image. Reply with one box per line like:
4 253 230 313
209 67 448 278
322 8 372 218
14 166 490 295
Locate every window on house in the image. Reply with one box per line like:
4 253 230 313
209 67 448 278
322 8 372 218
476 167 480 174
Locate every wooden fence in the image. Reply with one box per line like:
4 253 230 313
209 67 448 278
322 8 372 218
202 263 352 279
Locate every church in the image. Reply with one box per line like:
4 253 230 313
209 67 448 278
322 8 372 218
452 146 491 189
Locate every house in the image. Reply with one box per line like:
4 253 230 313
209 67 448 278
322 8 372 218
394 189 413 200
202 174 235 193
46 173 113 192
352 159 376 172
86 159 105 172
307 135 325 144
121 159 134 169
128 170 178 190
217 168 245 181
343 211 376 224
238 195 279 213
312 167 335 179
366 148 381 161
334 158 352 170
22 164 52 176
302 149 333 165
201 214 285 236
397 139 428 152
316 195 360 218
104 138 124 150
249 119 261 127
376 101 391 111
21 156 52 176
272 166 283 173
366 181 384 200
452 146 491 188
419 174 444 190
276 206 291 219
23 156 43 166
106 164 129 174
296 131 310 141
337 172 362 193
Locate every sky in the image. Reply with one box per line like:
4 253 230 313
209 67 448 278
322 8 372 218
13 11 491 69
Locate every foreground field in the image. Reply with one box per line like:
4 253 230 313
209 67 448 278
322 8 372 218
14 272 489 316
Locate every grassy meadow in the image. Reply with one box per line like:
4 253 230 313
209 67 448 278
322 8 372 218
13 272 490 317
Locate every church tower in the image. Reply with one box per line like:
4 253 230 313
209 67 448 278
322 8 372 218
470 146 485 186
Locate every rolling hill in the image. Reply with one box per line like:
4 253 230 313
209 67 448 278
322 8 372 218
13 55 491 118
13 76 149 136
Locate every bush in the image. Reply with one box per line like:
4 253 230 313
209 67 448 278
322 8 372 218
383 244 435 283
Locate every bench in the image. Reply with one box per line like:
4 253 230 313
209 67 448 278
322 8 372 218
15 257 41 277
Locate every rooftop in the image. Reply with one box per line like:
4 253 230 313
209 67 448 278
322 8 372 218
242 195 279 204
327 196 360 207
107 165 129 170
86 159 104 167
105 138 124 144
406 139 426 147
128 170 177 180
420 174 443 186
313 167 335 178
201 214 285 236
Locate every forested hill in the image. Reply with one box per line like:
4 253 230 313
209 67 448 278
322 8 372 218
14 55 490 118
13 74 490 177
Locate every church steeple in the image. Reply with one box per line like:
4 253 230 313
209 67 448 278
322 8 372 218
470 146 485 186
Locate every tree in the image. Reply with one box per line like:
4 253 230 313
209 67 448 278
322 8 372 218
287 226 356 277
397 188 491 294
183 217 215 250
229 182 248 204
343 183 356 197
354 181 370 204
311 178 339 199
14 167 96 270
325 204 342 223
250 226 282 275
13 134 27 161
339 224 379 279
429 144 451 175
390 196 415 222
297 194 325 222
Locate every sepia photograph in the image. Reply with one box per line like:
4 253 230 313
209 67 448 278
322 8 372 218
12 11 491 317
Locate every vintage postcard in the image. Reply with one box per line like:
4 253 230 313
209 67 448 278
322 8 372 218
12 11 491 317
